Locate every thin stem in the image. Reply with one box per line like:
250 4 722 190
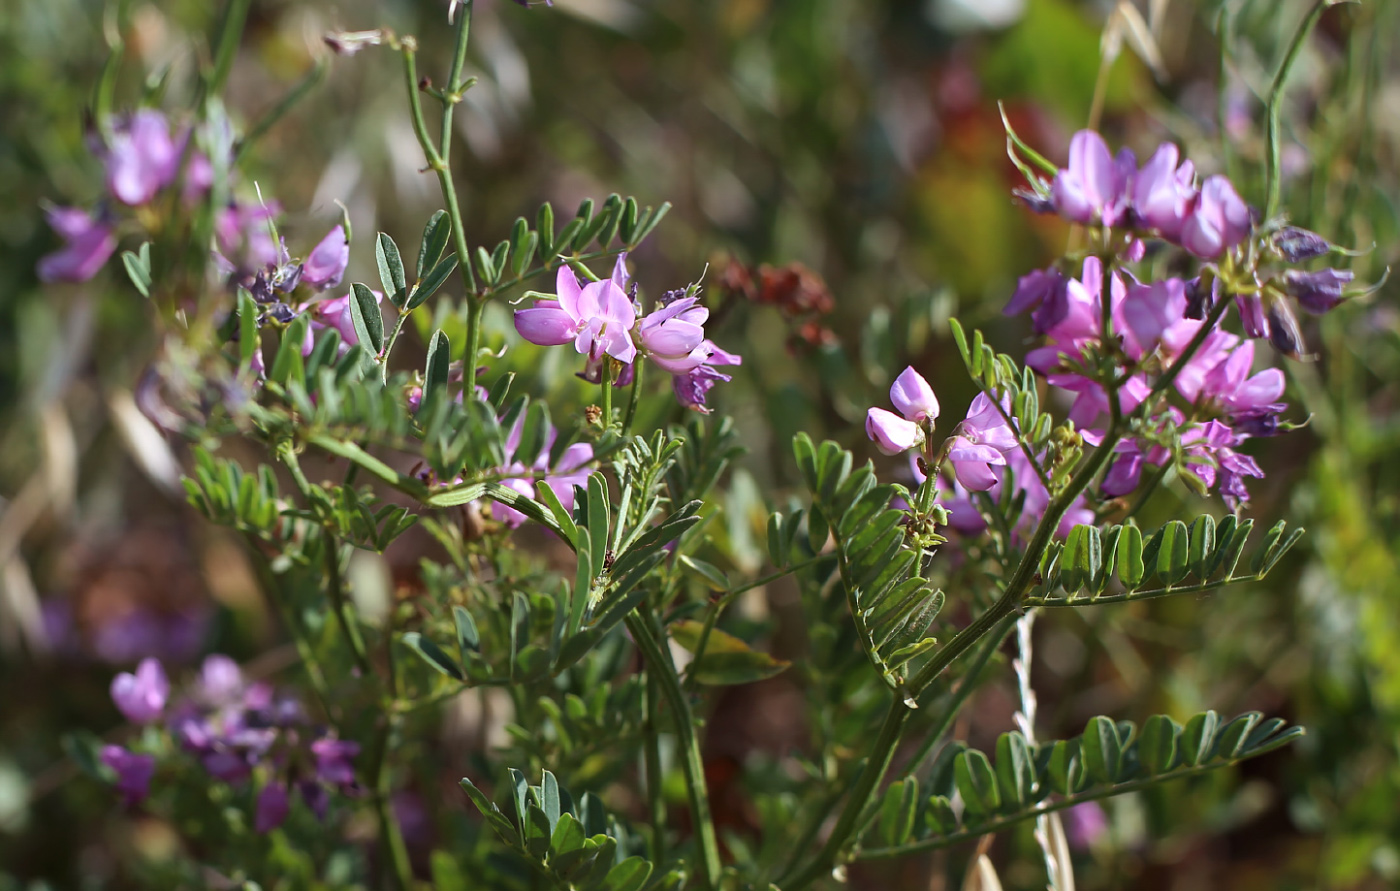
323 535 372 675
370 715 414 890
643 670 668 866
381 308 412 383
1265 1 1331 219
622 358 645 435
243 534 334 718
206 0 252 102
624 613 721 889
601 373 614 427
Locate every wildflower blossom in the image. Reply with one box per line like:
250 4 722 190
110 657 170 724
514 257 637 364
37 207 117 283
673 341 742 414
1051 130 1134 227
101 746 156 806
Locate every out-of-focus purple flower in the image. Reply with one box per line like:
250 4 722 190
1180 175 1252 259
216 203 282 273
514 257 637 364
110 657 169 724
302 225 350 290
889 367 939 423
1283 268 1353 314
1102 441 1145 497
1131 143 1196 239
1194 340 1286 421
197 654 244 706
1051 131 1133 228
311 737 360 788
1119 278 1190 360
1064 801 1107 851
101 745 156 807
638 295 709 373
1273 227 1331 262
37 207 117 283
1267 300 1305 359
1025 257 1125 375
673 341 741 414
1235 294 1270 339
105 111 180 206
946 394 1017 491
1004 267 1070 335
491 415 594 528
255 781 290 833
300 782 330 821
866 408 923 456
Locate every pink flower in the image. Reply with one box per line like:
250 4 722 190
946 394 1017 492
37 207 117 282
866 408 923 456
639 296 709 373
514 256 637 364
492 415 595 528
255 781 290 833
1180 175 1252 259
301 225 350 290
889 367 939 423
673 341 742 414
110 658 169 724
105 110 180 206
101 745 156 807
1130 143 1197 239
1051 131 1134 228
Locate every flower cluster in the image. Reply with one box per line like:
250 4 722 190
869 130 1354 530
514 255 742 413
103 655 359 832
489 413 595 528
38 110 217 282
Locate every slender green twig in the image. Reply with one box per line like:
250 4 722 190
625 613 721 889
322 535 371 675
235 58 327 160
622 357 645 435
370 714 414 890
205 0 252 102
1265 1 1332 219
643 670 668 866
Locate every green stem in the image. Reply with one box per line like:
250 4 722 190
323 534 372 675
622 356 645 435
235 58 327 160
205 0 251 102
381 307 412 383
643 670 667 866
244 535 333 717
1265 1 1331 219
601 373 614 427
370 714 414 889
624 613 721 889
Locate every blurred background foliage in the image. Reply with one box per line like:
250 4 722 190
1 0 1398 887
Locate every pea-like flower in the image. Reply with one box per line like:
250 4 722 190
638 296 709 373
110 657 169 725
104 110 181 206
301 224 350 290
514 257 637 364
866 408 924 456
1130 143 1197 239
37 207 117 283
101 745 156 807
1051 130 1134 228
1179 175 1252 259
888 366 939 424
946 394 1018 492
673 341 742 414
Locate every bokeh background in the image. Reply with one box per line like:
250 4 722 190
1 0 1398 887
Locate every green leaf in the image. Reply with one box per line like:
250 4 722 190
926 795 958 834
409 253 459 310
237 289 258 363
401 632 464 681
1214 712 1261 760
425 329 450 401
1188 515 1215 579
539 770 561 834
122 242 152 297
1046 738 1084 795
599 857 652 891
536 202 556 258
1155 520 1190 586
417 210 451 279
1082 715 1122 784
671 619 790 686
459 777 518 843
1138 714 1180 775
994 732 1035 808
878 778 919 846
376 232 409 308
269 314 309 386
586 473 609 578
678 555 729 590
453 605 480 654
1180 710 1219 767
549 811 585 857
954 749 1001 816
350 283 384 355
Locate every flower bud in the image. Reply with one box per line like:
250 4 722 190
865 408 924 456
1272 227 1331 262
889 367 939 423
1282 268 1353 314
1267 300 1305 359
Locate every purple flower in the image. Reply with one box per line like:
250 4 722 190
105 110 180 206
311 737 360 788
1131 142 1197 239
638 296 709 373
1267 300 1305 359
1273 227 1331 262
491 415 595 528
946 394 1017 492
302 225 350 290
101 745 156 807
514 256 637 364
1283 268 1353 314
216 202 282 274
197 654 245 706
255 781 290 833
865 408 923 456
673 341 741 414
1118 278 1191 360
1194 340 1286 419
888 367 939 423
1004 268 1069 335
1180 175 1252 259
1025 257 1124 375
1235 294 1270 340
37 207 117 283
1064 801 1107 851
110 657 169 724
1051 131 1133 228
